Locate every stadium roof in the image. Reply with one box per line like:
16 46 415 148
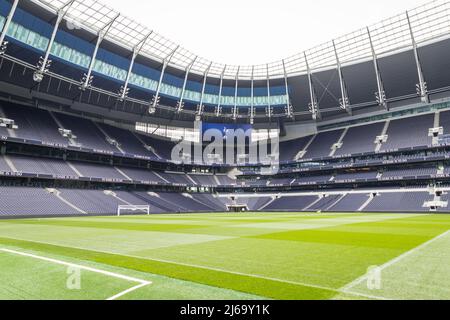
24 0 450 81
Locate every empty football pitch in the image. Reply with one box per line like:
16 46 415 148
0 212 449 300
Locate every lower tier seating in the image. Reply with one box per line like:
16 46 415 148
0 187 447 217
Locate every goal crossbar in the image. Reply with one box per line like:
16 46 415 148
117 205 150 216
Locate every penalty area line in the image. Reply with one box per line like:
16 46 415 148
341 229 450 293
0 248 152 300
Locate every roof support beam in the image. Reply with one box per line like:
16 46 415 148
232 67 240 120
0 0 19 55
118 31 152 101
216 65 226 117
81 13 120 91
177 56 198 112
266 64 272 119
150 45 179 113
367 27 387 110
33 0 75 83
332 40 351 113
406 11 429 103
282 59 293 118
249 66 255 124
304 52 320 120
197 62 212 118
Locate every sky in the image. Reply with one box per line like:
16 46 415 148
105 0 429 65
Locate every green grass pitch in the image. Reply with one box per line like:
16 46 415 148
0 212 449 300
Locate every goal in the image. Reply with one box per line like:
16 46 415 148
117 205 150 216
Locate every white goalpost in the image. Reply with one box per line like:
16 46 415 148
117 205 150 216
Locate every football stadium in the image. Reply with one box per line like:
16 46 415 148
0 0 449 302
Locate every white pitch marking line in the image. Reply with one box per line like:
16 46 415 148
106 282 150 301
341 229 450 293
0 248 152 300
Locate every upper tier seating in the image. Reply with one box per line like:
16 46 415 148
7 155 78 177
98 123 155 157
2 104 69 145
381 114 434 151
303 129 344 159
54 113 118 152
335 122 384 156
279 136 312 161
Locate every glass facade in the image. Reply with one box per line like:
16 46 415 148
0 10 288 108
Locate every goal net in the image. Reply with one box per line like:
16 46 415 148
117 205 150 216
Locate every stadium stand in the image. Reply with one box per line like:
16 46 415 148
380 114 434 151
0 187 80 217
328 194 370 212
334 123 384 156
264 196 318 212
1 0 450 218
363 192 433 213
54 113 119 152
303 130 344 159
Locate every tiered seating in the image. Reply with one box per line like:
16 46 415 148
71 162 126 180
8 155 78 177
60 189 122 214
334 171 378 182
381 114 434 151
216 175 235 185
364 192 432 212
279 136 312 161
137 134 176 160
335 123 384 156
309 195 342 211
113 191 150 206
158 193 211 212
0 187 79 217
190 194 228 211
54 113 119 152
381 167 437 179
98 123 154 157
328 194 369 212
269 178 295 186
265 196 318 211
295 175 331 184
119 167 166 183
303 129 344 159
0 156 10 172
162 173 191 185
235 197 273 210
2 104 69 145
190 174 216 185
130 192 175 213
440 111 450 135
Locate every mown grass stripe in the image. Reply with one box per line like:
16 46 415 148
0 237 337 300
